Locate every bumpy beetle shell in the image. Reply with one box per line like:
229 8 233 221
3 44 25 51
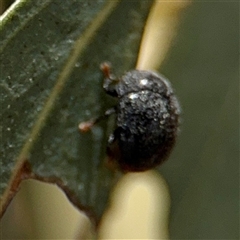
106 70 180 172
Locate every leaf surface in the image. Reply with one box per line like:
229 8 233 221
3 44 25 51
0 0 154 223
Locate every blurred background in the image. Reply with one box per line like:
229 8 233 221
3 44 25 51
1 1 239 239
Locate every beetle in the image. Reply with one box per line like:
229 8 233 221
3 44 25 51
79 62 180 172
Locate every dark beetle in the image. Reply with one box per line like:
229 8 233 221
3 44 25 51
79 62 180 172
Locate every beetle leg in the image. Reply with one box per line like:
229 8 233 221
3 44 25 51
107 126 121 144
78 107 116 132
105 127 121 170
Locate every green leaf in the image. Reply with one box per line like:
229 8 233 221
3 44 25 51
0 0 154 224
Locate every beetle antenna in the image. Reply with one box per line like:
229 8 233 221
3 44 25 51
100 62 112 78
